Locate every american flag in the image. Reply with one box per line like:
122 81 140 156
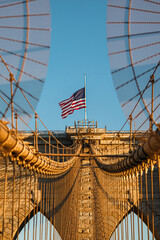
59 88 86 119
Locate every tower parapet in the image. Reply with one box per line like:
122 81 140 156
66 120 106 139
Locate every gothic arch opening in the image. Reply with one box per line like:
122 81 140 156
110 212 156 240
15 212 61 240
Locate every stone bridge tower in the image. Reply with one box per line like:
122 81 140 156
0 120 160 239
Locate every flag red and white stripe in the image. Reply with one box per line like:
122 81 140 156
59 88 86 119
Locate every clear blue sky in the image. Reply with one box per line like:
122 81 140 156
19 2 155 239
35 0 127 131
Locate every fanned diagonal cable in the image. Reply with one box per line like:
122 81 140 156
0 25 50 31
0 48 48 66
0 55 79 150
0 36 49 48
116 66 155 90
0 0 35 9
0 59 45 83
107 4 160 14
109 41 160 57
1 0 30 119
122 77 160 108
112 53 160 74
0 0 51 122
0 13 50 19
144 0 160 5
107 30 160 40
102 62 160 147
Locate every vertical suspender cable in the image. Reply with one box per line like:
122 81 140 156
132 171 135 240
57 143 59 163
136 170 140 240
129 174 133 240
41 173 44 240
50 178 53 240
45 176 48 240
49 132 51 163
126 174 129 240
127 174 129 240
35 113 38 152
121 176 124 240
129 114 132 151
47 175 49 239
17 165 22 240
33 174 36 240
53 179 55 240
44 176 47 239
158 156 160 205
151 161 155 240
63 147 64 163
114 177 116 240
140 168 143 240
35 172 39 240
39 174 42 240
12 161 15 238
27 171 32 240
15 113 18 134
48 177 51 239
107 175 109 238
2 158 8 240
84 74 87 125
118 178 120 240
115 177 117 240
10 73 14 129
24 168 27 240
145 165 150 240
123 175 127 240
150 75 154 132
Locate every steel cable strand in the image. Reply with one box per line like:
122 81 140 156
90 128 160 172
0 120 82 175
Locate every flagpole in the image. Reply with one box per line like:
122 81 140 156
84 74 87 127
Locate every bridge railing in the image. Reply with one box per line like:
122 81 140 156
74 120 98 129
